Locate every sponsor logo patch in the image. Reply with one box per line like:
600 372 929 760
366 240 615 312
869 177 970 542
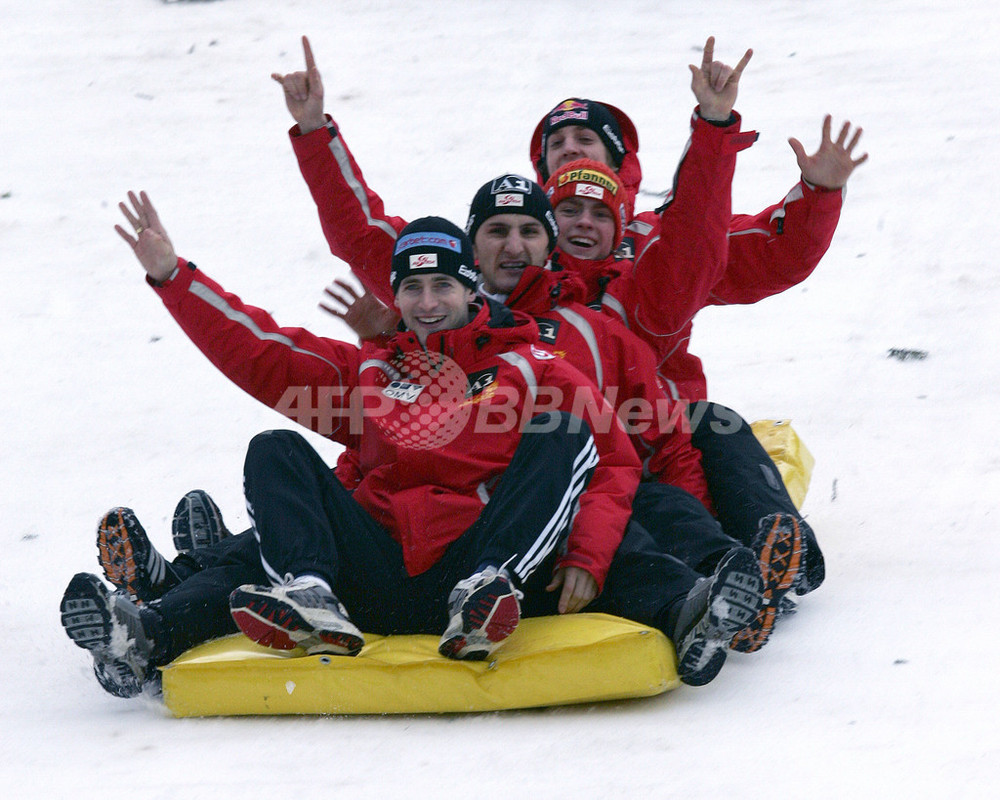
548 99 590 127
536 318 561 344
466 367 498 398
495 193 525 207
557 168 620 194
395 232 462 254
615 235 634 260
409 253 438 270
490 175 532 194
458 263 479 282
601 122 625 155
382 381 425 403
530 344 556 361
575 184 604 200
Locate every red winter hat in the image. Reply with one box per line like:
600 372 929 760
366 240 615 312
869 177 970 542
544 159 628 249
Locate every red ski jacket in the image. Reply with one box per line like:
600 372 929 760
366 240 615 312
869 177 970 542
152 261 639 586
501 264 711 508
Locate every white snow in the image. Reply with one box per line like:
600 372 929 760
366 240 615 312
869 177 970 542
2 1 999 797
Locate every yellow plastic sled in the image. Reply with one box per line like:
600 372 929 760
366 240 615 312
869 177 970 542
749 419 815 510
161 420 813 717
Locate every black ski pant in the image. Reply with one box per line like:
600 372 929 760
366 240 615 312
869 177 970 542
690 401 822 563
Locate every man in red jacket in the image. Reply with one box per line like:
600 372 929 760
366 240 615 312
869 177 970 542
530 86 867 401
60 200 765 700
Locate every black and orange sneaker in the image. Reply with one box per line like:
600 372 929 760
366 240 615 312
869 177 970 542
730 513 804 653
96 507 179 603
229 576 364 656
171 490 230 555
438 566 523 661
60 572 155 698
673 546 764 686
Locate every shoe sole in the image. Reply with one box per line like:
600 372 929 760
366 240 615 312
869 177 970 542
229 587 364 656
731 515 803 653
61 573 114 652
93 658 144 699
96 508 175 603
678 549 763 686
171 490 229 554
438 580 520 661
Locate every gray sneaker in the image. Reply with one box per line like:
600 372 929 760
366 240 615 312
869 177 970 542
229 576 364 656
60 572 155 698
672 547 764 686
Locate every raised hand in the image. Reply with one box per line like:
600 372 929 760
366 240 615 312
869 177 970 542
114 191 177 282
271 35 326 134
789 115 868 189
690 36 753 122
320 278 400 341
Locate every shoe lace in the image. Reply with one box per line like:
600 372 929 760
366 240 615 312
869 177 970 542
453 559 524 602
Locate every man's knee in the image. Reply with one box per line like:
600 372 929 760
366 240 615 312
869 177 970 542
244 429 309 475
523 410 592 442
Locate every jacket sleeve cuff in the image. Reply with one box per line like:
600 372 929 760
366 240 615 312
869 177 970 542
289 114 337 140
147 256 195 299
691 107 758 153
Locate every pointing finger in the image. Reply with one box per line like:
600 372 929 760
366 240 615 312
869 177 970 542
302 35 316 71
701 36 715 72
731 48 753 80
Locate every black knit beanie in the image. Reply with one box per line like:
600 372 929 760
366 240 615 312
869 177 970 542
390 217 479 294
465 174 559 253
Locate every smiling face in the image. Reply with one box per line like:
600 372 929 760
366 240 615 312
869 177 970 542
472 214 552 295
544 125 615 178
553 196 617 261
394 273 476 345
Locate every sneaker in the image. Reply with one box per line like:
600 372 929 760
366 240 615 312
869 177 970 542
730 513 804 653
793 517 825 595
672 547 763 686
229 576 364 656
438 566 523 661
97 507 179 603
60 572 154 698
171 490 230 554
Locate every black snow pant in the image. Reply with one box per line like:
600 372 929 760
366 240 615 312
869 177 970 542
689 401 823 588
629 481 738 575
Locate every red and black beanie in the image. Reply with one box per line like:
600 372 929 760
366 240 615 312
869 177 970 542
544 159 628 249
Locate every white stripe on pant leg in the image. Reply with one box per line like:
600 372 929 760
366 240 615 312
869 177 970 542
514 437 599 579
515 436 596 575
512 435 600 580
516 435 599 574
244 495 286 586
